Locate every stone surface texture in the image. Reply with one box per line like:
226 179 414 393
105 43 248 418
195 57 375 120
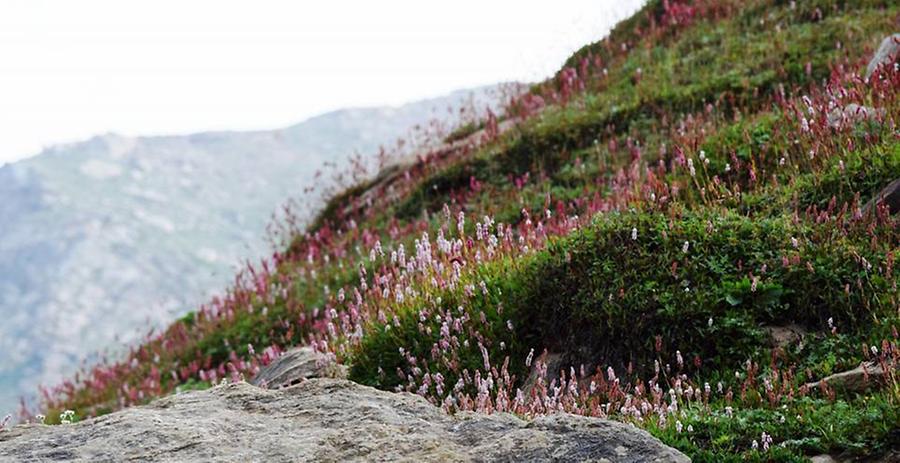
0 379 688 463
807 360 892 393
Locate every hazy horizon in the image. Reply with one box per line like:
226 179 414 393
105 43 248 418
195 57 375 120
0 0 645 166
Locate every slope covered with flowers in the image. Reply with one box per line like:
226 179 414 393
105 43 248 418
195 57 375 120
31 0 900 460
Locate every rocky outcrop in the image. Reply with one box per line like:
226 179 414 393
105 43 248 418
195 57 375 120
250 346 348 389
0 379 687 462
521 351 564 394
811 450 900 463
763 324 807 350
862 178 900 216
810 455 842 463
826 103 884 129
806 360 892 393
865 34 900 80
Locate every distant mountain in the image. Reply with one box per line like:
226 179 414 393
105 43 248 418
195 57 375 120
0 86 503 413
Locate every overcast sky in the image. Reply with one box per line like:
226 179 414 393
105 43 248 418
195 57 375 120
0 0 645 165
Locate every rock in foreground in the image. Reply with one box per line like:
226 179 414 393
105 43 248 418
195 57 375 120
0 379 687 462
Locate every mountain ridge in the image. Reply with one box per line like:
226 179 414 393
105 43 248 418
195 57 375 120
0 84 505 414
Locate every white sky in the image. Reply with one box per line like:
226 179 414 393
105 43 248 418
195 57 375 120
0 0 645 165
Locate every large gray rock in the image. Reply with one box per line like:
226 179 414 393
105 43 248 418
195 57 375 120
826 103 884 129
250 346 348 389
865 34 900 80
862 178 900 216
810 455 843 463
806 360 891 393
763 324 807 349
0 379 688 462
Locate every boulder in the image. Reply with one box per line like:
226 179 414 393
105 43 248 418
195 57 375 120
0 379 688 462
250 346 347 389
826 104 884 129
521 351 565 395
865 34 900 80
812 450 900 463
806 360 891 393
809 455 843 463
862 178 900 216
763 324 806 349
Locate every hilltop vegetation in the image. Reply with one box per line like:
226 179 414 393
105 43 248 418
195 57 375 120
25 0 900 461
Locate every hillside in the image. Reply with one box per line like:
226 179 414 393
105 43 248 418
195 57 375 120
14 0 900 461
0 86 502 414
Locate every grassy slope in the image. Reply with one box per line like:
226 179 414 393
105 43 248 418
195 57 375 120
41 0 899 460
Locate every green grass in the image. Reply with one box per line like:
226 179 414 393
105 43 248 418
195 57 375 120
651 391 900 462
